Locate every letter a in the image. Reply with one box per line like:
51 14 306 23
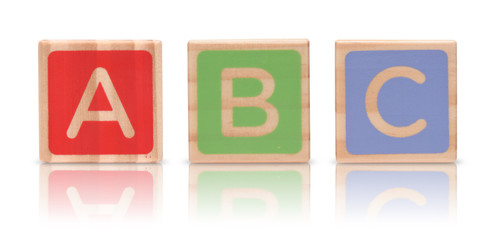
221 68 279 137
67 67 135 139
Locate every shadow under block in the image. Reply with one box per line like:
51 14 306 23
335 40 457 163
188 39 310 163
39 40 162 163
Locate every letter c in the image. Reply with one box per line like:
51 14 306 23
365 66 427 138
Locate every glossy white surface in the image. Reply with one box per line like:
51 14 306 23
0 0 494 239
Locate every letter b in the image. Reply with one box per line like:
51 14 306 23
221 68 279 137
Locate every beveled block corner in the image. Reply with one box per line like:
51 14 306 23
336 40 456 163
188 39 310 163
39 40 162 163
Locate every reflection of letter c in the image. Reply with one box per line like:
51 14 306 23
366 187 427 219
365 66 427 138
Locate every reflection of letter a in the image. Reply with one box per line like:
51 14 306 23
66 186 135 221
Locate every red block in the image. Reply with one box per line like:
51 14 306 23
39 40 162 163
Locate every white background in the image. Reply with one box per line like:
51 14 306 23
0 0 494 239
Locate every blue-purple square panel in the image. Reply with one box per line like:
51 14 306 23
345 50 449 154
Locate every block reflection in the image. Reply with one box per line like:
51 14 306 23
336 164 456 222
39 164 162 222
189 164 310 222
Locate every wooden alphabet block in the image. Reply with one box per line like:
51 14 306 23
336 40 457 162
39 164 162 221
189 164 310 221
336 164 457 221
39 40 162 163
188 39 310 163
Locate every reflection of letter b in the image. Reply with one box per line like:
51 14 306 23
221 188 279 219
221 68 279 137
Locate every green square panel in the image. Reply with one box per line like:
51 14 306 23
197 50 302 154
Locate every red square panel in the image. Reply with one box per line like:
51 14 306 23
48 51 153 155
